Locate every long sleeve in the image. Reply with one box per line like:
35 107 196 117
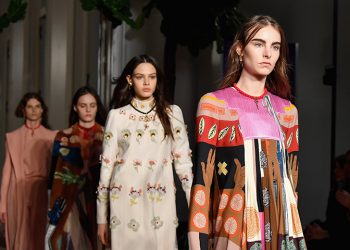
97 110 119 224
170 105 193 205
188 93 220 250
0 139 12 214
284 103 299 193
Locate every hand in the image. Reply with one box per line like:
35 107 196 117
0 211 6 223
201 148 216 189
98 224 110 246
335 190 350 210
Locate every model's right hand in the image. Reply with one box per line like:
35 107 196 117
98 223 109 246
0 211 6 223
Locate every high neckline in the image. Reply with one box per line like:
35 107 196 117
25 123 41 135
233 83 267 100
130 98 156 114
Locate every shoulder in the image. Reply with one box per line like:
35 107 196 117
197 88 232 117
268 92 298 114
6 125 25 140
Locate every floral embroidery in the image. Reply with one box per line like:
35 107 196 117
119 109 126 115
173 152 181 163
69 135 79 143
128 219 140 232
173 218 179 227
156 184 166 201
110 216 121 229
60 137 69 146
180 175 191 190
129 187 142 205
104 131 113 141
121 129 131 139
129 114 136 120
136 129 144 143
151 216 164 229
97 185 109 202
148 160 156 171
59 148 70 156
149 129 158 141
162 159 168 166
133 160 142 172
147 183 158 201
110 184 123 201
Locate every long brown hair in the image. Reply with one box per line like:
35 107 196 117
110 54 174 139
221 15 291 99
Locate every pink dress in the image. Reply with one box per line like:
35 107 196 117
0 125 56 250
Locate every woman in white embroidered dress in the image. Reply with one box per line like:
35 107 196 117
97 54 193 249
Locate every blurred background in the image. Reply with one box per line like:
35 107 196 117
0 0 349 248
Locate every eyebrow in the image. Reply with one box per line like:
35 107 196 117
251 38 281 46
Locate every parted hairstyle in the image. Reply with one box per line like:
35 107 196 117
15 92 50 128
109 54 174 139
68 85 107 127
221 15 291 99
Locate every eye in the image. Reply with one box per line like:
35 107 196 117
150 75 157 80
254 42 263 48
272 45 280 51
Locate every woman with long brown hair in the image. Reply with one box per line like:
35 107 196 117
97 54 193 249
188 15 306 249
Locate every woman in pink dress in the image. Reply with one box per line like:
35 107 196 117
0 92 57 250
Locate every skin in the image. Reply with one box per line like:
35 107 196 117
126 62 157 101
74 93 97 128
24 98 43 128
236 25 281 96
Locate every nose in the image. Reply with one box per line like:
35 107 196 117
263 47 271 59
144 77 150 85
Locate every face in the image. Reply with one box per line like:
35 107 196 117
127 62 157 101
24 98 43 122
74 93 97 123
237 25 281 79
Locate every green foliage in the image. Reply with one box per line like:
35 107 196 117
0 0 27 33
143 0 245 56
80 0 144 29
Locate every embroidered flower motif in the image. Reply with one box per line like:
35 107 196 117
147 183 157 201
69 135 79 143
173 152 181 163
104 131 113 141
60 137 69 146
180 175 191 190
59 148 70 156
262 187 270 207
162 159 168 166
133 160 142 172
136 129 144 143
148 160 156 170
110 216 121 229
97 185 109 202
151 216 164 229
260 151 268 168
110 184 123 201
119 109 126 115
121 129 131 139
128 219 140 232
156 184 167 201
129 114 136 120
149 129 157 141
129 187 142 205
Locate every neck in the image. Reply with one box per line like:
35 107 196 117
25 120 41 129
237 73 267 96
78 120 95 129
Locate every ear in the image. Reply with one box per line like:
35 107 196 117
236 45 243 57
73 106 77 112
126 75 132 84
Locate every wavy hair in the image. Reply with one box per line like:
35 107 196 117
221 15 291 99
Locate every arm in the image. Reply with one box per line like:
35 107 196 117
0 138 12 223
188 94 219 250
285 103 299 193
97 110 119 226
170 105 193 205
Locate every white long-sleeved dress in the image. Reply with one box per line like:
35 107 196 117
97 99 193 250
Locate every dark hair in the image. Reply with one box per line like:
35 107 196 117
68 86 107 126
221 15 291 99
110 54 174 139
15 92 50 128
